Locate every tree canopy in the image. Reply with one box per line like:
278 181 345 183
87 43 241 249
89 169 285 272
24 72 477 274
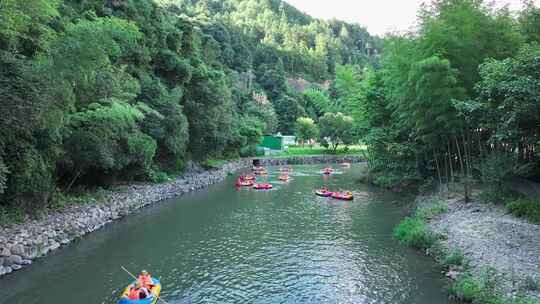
0 0 377 212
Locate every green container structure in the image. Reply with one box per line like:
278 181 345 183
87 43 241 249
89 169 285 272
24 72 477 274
260 135 284 151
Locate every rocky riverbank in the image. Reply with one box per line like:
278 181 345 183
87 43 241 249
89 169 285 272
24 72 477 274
422 193 540 302
0 155 362 277
0 160 249 277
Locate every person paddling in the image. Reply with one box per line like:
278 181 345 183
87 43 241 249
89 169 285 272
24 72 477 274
127 281 150 300
138 270 153 288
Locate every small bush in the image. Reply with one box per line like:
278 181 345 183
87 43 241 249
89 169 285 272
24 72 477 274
148 169 170 183
505 198 540 223
442 249 464 267
450 270 506 304
393 217 437 249
450 273 482 302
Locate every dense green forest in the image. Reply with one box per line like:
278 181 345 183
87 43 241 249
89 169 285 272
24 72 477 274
0 0 377 213
3 0 540 217
352 0 540 199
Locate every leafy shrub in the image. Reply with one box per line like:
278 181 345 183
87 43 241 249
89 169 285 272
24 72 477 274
393 217 436 249
7 147 55 211
148 169 170 184
448 269 536 304
450 273 483 302
505 199 540 223
442 249 464 267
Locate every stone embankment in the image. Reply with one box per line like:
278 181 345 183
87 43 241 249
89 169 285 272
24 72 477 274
0 160 248 277
0 155 362 277
257 155 364 166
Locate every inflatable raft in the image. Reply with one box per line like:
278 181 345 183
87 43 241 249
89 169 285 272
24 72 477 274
253 183 273 190
332 192 354 201
118 278 161 304
236 180 254 187
322 168 334 175
315 189 333 197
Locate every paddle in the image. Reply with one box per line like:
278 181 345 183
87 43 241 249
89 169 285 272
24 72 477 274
121 266 171 304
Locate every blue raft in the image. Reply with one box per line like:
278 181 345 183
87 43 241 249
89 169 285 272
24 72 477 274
117 278 161 304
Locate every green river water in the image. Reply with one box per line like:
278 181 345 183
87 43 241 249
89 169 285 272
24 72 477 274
0 164 451 304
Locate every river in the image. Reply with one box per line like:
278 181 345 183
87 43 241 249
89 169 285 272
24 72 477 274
0 164 451 304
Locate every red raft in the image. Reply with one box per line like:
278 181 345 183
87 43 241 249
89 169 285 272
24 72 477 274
278 175 291 181
253 183 273 190
315 189 333 197
236 179 254 187
243 175 255 181
322 167 334 175
332 192 354 201
253 170 268 175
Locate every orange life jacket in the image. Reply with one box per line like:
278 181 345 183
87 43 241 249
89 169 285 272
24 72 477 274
128 286 150 300
138 274 152 287
128 287 140 300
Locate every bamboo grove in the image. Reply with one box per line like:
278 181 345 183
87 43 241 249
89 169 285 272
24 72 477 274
355 0 540 198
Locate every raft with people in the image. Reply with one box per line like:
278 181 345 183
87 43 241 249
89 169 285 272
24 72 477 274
315 188 333 197
331 191 354 201
236 179 254 187
243 174 255 181
278 175 291 181
118 270 162 304
253 183 273 190
322 167 334 175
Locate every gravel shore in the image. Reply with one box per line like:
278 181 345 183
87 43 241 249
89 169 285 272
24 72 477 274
426 194 540 302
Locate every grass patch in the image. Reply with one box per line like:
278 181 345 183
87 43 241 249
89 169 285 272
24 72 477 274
393 216 437 249
54 189 108 208
416 197 448 220
450 270 536 304
505 198 540 223
442 249 465 267
201 158 237 169
394 195 447 249
148 169 171 183
272 145 364 157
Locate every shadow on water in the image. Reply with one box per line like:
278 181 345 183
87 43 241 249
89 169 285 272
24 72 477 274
0 164 450 304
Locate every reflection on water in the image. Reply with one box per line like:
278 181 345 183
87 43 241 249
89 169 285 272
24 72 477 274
0 164 450 304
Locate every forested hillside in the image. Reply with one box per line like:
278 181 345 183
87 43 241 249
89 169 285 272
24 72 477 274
0 0 377 214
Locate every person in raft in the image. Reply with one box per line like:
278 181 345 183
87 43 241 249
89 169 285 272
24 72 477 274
138 270 153 288
127 281 150 300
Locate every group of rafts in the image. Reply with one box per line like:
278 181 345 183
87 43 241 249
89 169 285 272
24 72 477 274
235 162 354 201
235 165 290 190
